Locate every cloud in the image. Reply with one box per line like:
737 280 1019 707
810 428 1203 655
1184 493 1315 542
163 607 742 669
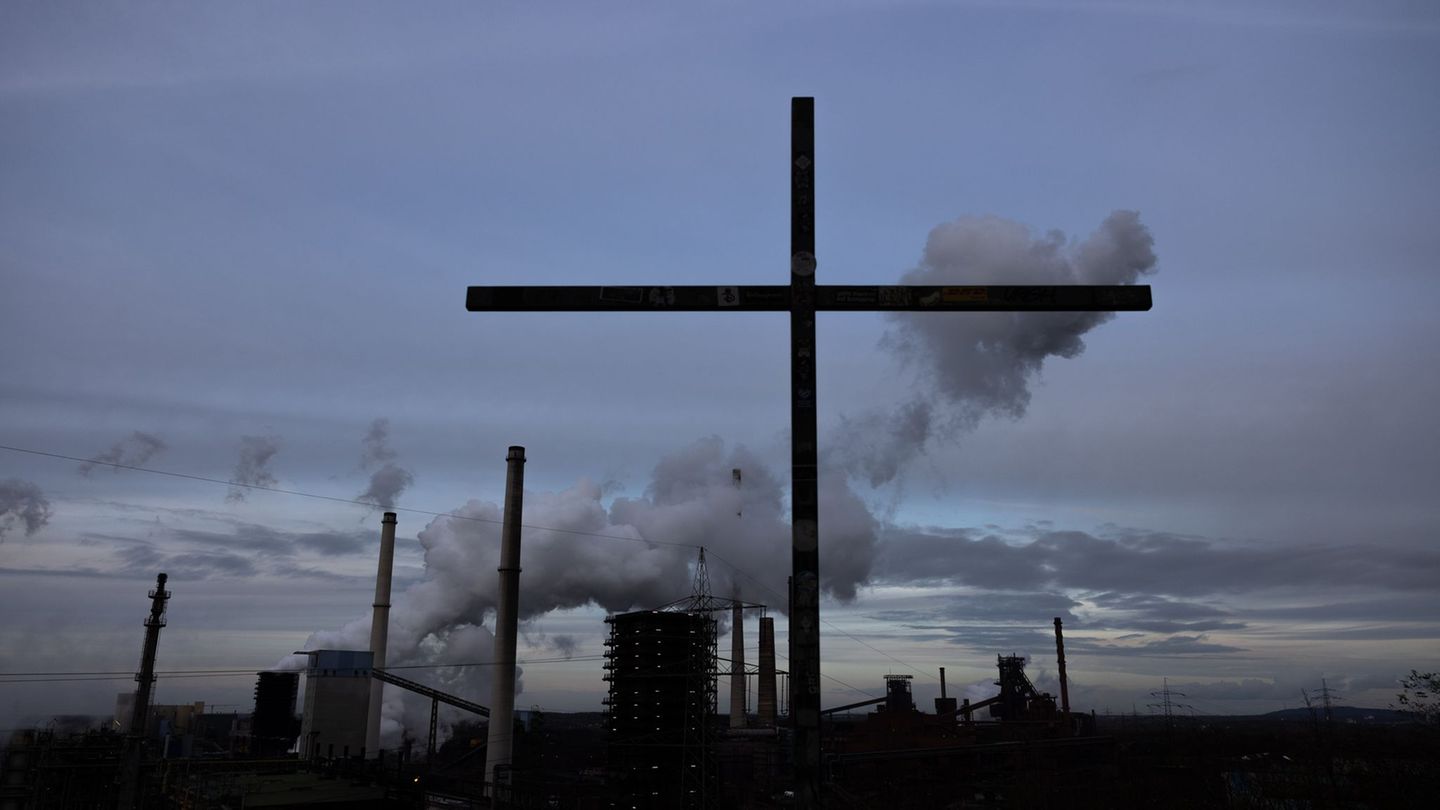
1078 634 1246 657
356 418 413 509
550 634 579 659
1087 592 1246 633
874 525 1440 595
227 435 280 502
0 478 52 540
836 211 1156 486
117 543 258 579
168 524 372 557
77 431 166 475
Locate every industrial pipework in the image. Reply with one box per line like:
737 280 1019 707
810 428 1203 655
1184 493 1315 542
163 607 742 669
486 446 526 794
365 511 397 758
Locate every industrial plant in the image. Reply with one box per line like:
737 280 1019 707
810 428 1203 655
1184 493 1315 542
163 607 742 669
0 447 1137 809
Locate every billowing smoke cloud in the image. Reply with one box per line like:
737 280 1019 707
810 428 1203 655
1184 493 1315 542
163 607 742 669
77 431 166 475
227 435 280 502
837 210 1157 485
0 478 52 540
356 418 413 509
291 437 880 744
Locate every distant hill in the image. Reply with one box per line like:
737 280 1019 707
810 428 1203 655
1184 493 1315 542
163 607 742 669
1260 706 1414 724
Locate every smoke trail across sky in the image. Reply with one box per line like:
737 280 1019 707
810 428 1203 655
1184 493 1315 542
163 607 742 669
227 435 280 502
77 431 166 476
836 211 1157 487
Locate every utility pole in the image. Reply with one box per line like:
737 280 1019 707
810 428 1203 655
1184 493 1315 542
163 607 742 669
1147 678 1192 731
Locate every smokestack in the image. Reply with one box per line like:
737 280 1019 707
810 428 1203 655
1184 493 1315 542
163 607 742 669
730 604 747 728
365 512 397 758
1054 617 1071 715
934 666 958 721
486 447 526 795
758 617 777 727
118 572 170 810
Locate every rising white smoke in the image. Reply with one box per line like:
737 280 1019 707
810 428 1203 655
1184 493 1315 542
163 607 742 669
291 437 879 745
356 418 414 509
837 210 1157 486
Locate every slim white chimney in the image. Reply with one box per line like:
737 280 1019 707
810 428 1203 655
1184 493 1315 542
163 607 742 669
365 512 397 758
486 447 525 794
730 604 747 728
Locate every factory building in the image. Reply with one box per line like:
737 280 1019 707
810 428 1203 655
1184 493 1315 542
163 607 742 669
603 609 717 809
298 649 373 760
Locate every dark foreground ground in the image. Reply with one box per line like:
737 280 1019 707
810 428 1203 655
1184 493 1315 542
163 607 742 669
4 711 1437 808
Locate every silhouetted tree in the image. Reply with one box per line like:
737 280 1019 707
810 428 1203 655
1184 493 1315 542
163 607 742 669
1393 670 1440 725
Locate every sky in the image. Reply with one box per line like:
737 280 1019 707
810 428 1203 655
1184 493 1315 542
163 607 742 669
3 1 1439 739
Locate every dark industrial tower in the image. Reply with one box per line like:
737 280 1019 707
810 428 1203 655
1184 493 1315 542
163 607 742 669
252 672 301 757
603 550 719 809
118 572 171 810
130 573 171 737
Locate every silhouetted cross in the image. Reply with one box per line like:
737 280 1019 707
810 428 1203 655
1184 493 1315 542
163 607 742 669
466 97 1152 807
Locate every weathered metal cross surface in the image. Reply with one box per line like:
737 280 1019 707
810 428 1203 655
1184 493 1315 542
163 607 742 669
466 97 1152 806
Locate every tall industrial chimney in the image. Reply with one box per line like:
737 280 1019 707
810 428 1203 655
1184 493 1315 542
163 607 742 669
730 604 747 728
365 512 397 758
757 616 777 727
486 447 525 794
935 666 957 720
118 572 170 810
1054 617 1071 715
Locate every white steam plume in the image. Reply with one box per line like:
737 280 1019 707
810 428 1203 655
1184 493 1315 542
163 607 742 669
77 431 166 475
357 418 414 509
838 210 1157 486
360 418 399 468
289 437 879 745
0 478 52 540
227 435 280 502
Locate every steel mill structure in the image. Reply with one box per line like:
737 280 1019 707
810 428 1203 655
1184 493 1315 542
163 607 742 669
603 609 717 809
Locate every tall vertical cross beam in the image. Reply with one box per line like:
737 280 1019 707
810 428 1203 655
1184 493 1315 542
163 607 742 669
465 97 1152 807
